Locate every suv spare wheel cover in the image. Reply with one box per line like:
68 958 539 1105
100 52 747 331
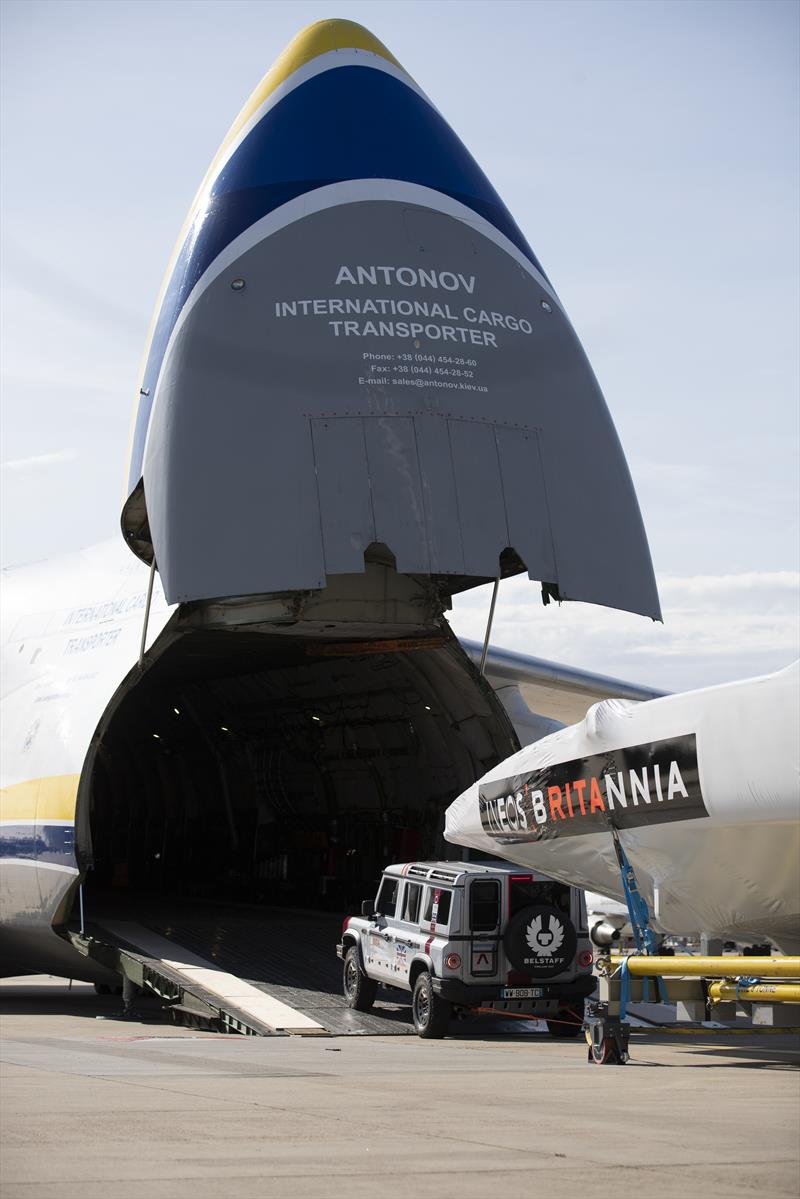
503 904 577 978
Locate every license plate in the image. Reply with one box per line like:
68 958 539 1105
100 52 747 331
501 986 544 999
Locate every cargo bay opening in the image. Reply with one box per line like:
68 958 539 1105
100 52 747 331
74 557 520 917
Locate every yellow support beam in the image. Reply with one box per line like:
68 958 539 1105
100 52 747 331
708 981 800 1004
608 955 800 979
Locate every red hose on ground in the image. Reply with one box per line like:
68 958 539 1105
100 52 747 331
471 1006 584 1028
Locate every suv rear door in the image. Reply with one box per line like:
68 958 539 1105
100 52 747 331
467 876 502 982
503 875 578 980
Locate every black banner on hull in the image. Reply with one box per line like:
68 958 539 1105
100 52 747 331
478 734 707 844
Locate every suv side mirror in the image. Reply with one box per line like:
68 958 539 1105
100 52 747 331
362 900 376 918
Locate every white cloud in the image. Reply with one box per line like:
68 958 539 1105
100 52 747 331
449 571 800 694
658 571 799 599
1 449 77 471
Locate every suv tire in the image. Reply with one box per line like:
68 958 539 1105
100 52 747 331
412 971 451 1038
343 945 377 1011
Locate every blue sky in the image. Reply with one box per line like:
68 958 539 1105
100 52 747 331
1 0 798 690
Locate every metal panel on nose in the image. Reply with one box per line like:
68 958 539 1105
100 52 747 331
414 413 466 577
309 415 552 583
311 418 374 575
363 417 429 574
494 426 557 584
447 420 508 578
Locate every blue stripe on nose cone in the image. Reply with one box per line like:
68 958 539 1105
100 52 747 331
210 67 543 271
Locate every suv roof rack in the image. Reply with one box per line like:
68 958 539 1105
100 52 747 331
428 868 460 883
404 864 462 884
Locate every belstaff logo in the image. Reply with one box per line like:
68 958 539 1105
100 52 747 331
505 903 576 977
526 913 564 957
479 734 707 845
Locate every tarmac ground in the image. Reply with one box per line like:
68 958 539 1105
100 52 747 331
1 975 799 1199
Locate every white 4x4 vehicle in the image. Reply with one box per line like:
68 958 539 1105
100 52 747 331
337 861 595 1038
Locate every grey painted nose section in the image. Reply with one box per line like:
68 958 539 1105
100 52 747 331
128 28 660 621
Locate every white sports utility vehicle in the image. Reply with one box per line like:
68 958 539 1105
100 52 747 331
337 861 595 1038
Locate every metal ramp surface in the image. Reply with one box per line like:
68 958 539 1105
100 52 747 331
69 922 326 1036
71 898 415 1036
138 904 416 1036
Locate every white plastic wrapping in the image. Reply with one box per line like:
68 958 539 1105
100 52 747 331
445 662 800 950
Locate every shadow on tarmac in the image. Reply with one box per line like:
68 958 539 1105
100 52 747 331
683 1043 800 1070
626 1029 800 1070
0 980 172 1024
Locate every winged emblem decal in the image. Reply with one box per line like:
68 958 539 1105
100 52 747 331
525 914 565 956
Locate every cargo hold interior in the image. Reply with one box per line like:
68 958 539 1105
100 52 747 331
76 626 519 915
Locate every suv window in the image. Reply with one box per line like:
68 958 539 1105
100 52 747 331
423 887 452 929
402 882 423 923
375 876 399 917
510 877 571 917
470 879 500 931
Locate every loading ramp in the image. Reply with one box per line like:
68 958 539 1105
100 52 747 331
68 898 416 1037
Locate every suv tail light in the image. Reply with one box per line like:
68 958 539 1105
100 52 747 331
445 953 462 970
342 916 351 935
578 948 593 968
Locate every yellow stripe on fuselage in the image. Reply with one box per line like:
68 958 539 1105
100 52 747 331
0 775 80 823
124 19 407 499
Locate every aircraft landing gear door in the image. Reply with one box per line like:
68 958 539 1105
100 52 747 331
469 878 501 982
364 875 400 982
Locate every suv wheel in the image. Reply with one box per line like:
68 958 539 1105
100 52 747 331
343 945 377 1011
412 972 451 1039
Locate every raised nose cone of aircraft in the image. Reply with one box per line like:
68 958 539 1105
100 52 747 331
123 19 660 621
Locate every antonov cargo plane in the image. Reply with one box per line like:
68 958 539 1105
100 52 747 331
3 19 777 985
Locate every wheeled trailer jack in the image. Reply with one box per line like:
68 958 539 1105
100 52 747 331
584 1001 630 1064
